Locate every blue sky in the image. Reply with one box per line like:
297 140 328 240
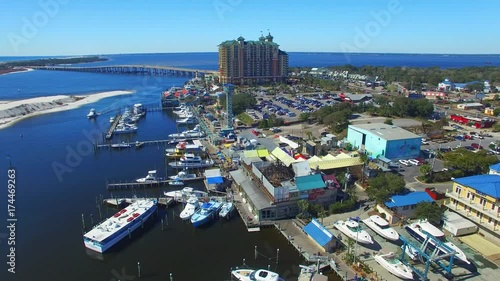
0 0 498 56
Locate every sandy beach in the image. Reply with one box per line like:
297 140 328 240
0 68 34 76
0 90 133 130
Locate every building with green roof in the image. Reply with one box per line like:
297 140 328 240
218 33 288 85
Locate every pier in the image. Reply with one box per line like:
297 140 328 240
96 139 171 149
103 197 175 207
30 65 219 77
106 176 205 189
105 113 122 139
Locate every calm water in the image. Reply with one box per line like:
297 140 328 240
1 52 497 281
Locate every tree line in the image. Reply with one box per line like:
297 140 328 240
1 56 108 68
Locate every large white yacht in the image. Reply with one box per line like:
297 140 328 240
362 215 399 241
405 220 469 264
334 219 373 244
168 154 213 169
231 269 284 281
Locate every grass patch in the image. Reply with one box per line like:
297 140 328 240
237 113 255 125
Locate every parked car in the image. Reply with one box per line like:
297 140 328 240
408 159 421 166
471 143 483 150
399 159 410 166
454 135 464 141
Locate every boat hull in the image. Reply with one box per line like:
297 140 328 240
374 254 413 280
334 221 373 244
83 203 157 253
362 218 399 241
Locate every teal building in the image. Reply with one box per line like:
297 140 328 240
347 123 421 159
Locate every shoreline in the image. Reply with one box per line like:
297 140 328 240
0 90 134 130
0 68 34 76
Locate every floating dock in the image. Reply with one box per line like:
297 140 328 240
106 177 205 189
105 113 122 139
96 139 171 149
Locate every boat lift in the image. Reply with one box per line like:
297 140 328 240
400 230 457 280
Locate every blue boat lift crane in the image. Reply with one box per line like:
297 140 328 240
400 229 457 280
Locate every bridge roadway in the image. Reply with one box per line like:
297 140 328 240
30 64 219 77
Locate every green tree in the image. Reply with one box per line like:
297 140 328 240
297 200 309 219
494 107 500 116
366 173 405 203
384 118 393 125
219 93 256 116
441 148 498 176
299 112 310 122
419 164 432 182
415 202 444 224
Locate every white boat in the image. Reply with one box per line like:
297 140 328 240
165 142 203 154
168 154 213 169
179 197 200 220
333 220 373 244
176 116 198 125
168 125 205 140
114 125 138 134
362 215 399 241
135 141 144 148
374 252 414 280
83 199 157 253
164 187 194 201
231 268 283 281
169 180 184 186
219 202 234 218
111 142 131 149
87 108 98 119
401 244 419 261
109 116 115 123
190 199 223 227
405 220 469 264
136 170 159 183
168 170 198 181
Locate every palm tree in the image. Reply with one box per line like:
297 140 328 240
318 208 328 224
297 200 309 219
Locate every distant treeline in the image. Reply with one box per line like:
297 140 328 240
1 56 108 68
291 65 500 86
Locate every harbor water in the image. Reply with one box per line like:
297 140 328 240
1 52 497 281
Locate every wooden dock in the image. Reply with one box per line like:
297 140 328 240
103 197 175 207
96 139 171 149
106 176 205 189
105 113 122 139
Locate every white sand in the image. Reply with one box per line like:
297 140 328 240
0 68 35 76
0 90 134 130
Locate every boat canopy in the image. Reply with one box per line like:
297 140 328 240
415 220 445 237
345 220 359 228
370 215 389 226
148 170 157 174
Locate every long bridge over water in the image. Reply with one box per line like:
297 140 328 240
30 65 219 77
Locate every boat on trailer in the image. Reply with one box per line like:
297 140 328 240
362 215 399 241
374 252 414 280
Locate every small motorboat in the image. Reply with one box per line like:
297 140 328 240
333 219 373 244
135 141 145 148
169 180 184 186
136 170 159 183
231 268 283 281
164 187 194 201
219 202 234 218
179 197 200 220
87 108 98 119
374 252 413 280
111 142 130 149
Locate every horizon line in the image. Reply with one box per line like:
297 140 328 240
1 51 500 57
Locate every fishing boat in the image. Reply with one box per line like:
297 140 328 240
83 199 157 253
231 268 283 281
405 220 469 264
164 187 194 201
219 202 234 218
374 252 414 280
169 170 198 181
333 219 373 244
87 108 98 119
362 215 399 241
168 154 214 169
190 199 222 227
136 170 159 183
135 141 144 148
179 197 200 220
176 116 198 125
111 142 131 149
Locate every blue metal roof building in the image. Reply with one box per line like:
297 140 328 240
453 174 500 199
385 191 434 208
489 163 500 174
303 218 335 250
